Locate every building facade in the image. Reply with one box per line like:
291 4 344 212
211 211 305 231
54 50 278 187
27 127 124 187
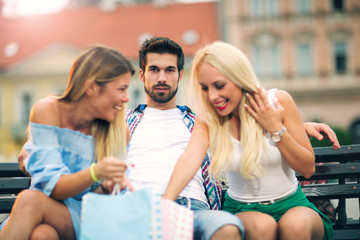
0 0 219 162
221 0 360 141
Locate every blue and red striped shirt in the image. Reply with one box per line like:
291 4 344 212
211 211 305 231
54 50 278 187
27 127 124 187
126 104 222 210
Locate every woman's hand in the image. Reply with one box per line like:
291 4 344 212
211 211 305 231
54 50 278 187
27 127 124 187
120 175 135 191
245 86 284 133
93 157 127 184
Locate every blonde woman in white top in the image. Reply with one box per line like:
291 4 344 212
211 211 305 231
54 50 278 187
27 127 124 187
164 41 333 240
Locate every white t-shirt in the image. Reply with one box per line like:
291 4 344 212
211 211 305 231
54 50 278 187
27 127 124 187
127 107 208 204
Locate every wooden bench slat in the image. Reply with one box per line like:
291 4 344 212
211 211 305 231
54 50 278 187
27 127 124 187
314 145 360 163
297 162 360 181
0 178 30 194
0 163 27 177
333 229 360 240
0 197 16 214
301 183 360 199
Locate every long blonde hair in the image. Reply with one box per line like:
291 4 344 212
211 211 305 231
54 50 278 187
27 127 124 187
190 41 267 181
59 44 134 161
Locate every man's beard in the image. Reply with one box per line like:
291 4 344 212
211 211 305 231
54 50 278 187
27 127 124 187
144 83 178 103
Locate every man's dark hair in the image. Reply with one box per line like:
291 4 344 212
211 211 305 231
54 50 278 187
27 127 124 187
139 37 184 74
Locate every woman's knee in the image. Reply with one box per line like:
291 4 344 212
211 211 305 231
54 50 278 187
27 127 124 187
13 190 48 213
279 216 324 239
279 207 324 239
30 224 59 240
252 215 277 236
279 219 311 239
237 212 277 238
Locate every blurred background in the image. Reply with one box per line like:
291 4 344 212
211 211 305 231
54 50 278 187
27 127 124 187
0 0 360 163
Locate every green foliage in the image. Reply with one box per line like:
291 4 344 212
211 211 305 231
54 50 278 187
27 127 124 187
310 125 352 147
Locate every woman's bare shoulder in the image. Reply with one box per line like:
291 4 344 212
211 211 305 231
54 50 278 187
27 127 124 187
30 96 61 126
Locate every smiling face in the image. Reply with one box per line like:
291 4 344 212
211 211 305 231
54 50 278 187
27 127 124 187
198 61 243 117
94 72 131 122
140 53 183 109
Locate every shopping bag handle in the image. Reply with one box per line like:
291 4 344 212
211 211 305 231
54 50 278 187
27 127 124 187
112 183 121 196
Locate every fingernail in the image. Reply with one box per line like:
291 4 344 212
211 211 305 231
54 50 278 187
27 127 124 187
244 103 247 107
256 84 261 89
246 93 249 97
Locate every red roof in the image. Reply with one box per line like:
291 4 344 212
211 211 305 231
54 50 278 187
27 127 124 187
0 2 220 69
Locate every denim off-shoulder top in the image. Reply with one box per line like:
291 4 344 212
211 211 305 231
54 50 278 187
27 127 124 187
24 122 100 238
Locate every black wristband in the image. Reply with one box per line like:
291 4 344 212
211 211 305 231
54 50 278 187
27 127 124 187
100 184 109 194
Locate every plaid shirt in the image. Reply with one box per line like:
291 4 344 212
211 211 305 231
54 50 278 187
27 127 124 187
126 104 222 210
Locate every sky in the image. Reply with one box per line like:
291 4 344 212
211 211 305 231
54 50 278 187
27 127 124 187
1 0 70 17
1 0 213 17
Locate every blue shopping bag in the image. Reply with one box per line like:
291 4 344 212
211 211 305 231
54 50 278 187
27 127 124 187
80 187 163 240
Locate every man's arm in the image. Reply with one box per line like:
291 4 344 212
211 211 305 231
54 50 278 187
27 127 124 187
304 122 340 149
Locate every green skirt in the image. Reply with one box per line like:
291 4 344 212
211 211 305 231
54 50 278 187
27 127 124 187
223 184 333 240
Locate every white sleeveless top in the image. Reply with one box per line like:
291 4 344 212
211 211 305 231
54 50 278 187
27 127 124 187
226 88 298 202
127 107 208 204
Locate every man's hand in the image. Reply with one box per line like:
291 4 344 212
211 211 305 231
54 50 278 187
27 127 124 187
18 146 30 176
304 122 340 150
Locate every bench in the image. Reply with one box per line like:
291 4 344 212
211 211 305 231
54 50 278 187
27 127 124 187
297 144 360 240
0 163 30 214
1 145 360 239
221 144 360 240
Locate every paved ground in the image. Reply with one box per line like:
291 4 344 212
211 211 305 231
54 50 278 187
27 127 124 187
331 198 359 220
1 199 358 222
0 199 358 228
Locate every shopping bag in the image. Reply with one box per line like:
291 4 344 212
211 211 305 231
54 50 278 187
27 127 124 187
160 198 193 239
79 187 193 240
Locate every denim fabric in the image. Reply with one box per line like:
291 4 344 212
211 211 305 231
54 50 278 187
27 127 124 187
24 123 99 239
0 216 8 231
176 197 245 240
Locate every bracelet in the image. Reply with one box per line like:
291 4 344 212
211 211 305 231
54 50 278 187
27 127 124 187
89 163 100 182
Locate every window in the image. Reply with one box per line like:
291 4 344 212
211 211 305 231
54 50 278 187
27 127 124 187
332 0 344 11
350 119 360 144
128 85 145 109
21 93 32 125
251 44 282 78
295 0 311 13
250 0 260 16
131 88 141 109
333 42 347 74
53 86 65 96
268 0 279 15
249 0 279 16
296 43 313 76
0 91 2 126
14 87 34 127
250 33 282 78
